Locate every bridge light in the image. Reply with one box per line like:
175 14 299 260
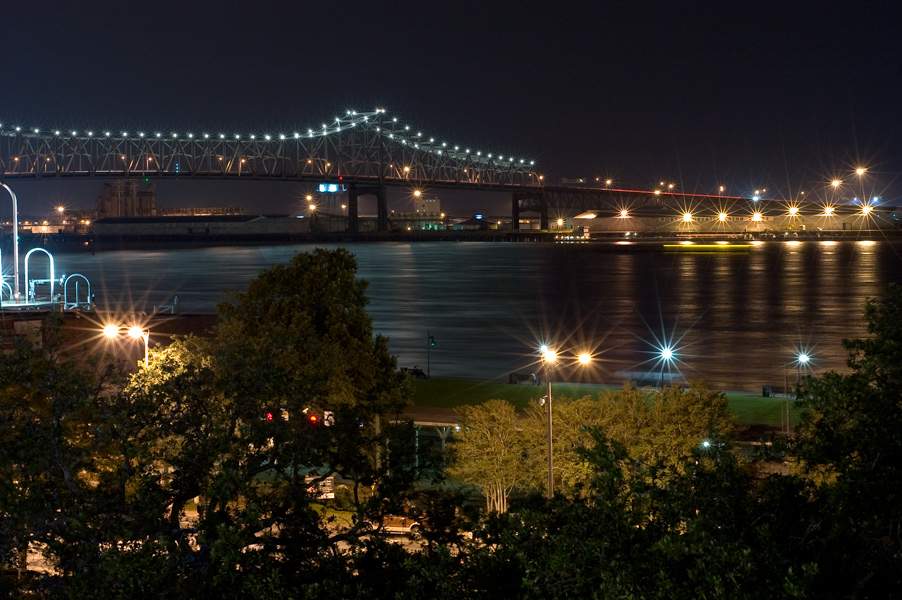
72 130 77 136
139 132 145 137
654 190 661 195
862 205 873 215
393 117 398 122
265 134 271 140
413 190 422 197
54 130 60 136
122 131 127 137
249 134 255 140
188 133 194 138
235 134 240 139
104 131 110 137
34 128 39 133
294 133 300 138
156 133 162 138
620 209 629 218
87 131 93 136
856 167 866 175
279 134 285 140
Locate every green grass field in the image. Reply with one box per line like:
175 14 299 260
410 377 794 427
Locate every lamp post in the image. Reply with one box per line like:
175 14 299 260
540 346 592 498
104 324 150 366
660 347 674 388
0 183 20 301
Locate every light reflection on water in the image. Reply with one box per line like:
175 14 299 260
44 240 902 392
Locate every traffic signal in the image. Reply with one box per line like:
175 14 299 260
429 335 435 347
309 414 318 425
264 411 275 422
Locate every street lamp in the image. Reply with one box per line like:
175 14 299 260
104 324 151 365
660 347 674 388
784 352 810 434
540 345 592 498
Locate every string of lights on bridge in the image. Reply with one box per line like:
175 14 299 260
0 107 536 172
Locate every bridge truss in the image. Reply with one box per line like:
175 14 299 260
0 108 539 231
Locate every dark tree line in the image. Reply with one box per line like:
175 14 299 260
1 252 901 599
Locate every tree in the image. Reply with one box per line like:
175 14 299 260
55 248 421 598
448 399 529 512
0 314 125 592
788 283 902 597
520 381 738 497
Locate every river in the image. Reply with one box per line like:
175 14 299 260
39 240 902 393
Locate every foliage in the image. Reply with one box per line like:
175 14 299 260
0 313 126 591
448 399 527 512
788 282 902 597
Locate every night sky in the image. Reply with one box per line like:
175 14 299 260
2 0 900 216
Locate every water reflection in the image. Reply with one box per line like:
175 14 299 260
44 240 902 392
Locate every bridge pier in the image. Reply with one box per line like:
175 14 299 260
347 184 389 233
512 191 547 231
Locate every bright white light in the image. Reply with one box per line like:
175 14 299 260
661 348 674 360
752 212 763 221
128 326 145 340
578 353 591 364
682 213 692 222
788 207 799 216
718 212 728 221
798 353 809 364
103 324 120 338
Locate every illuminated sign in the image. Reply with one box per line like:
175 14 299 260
317 183 345 193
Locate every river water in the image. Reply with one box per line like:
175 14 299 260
43 240 902 393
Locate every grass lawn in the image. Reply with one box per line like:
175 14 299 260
411 377 795 427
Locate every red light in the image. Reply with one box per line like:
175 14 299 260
309 415 318 423
265 412 274 421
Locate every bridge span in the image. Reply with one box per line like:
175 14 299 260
0 108 889 233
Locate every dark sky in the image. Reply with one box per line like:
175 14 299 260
2 0 900 216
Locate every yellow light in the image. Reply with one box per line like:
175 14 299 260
752 212 763 221
414 190 422 197
718 212 727 221
856 167 866 175
542 350 557 363
557 218 564 226
309 204 316 211
824 206 835 215
578 353 591 364
103 324 120 338
788 207 799 216
403 166 410 173
56 206 64 213
128 326 145 340
682 212 692 222
654 190 661 195
606 179 612 185
306 195 312 201
620 209 629 218
862 205 873 215
832 179 841 187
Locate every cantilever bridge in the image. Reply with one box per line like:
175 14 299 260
0 107 874 232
